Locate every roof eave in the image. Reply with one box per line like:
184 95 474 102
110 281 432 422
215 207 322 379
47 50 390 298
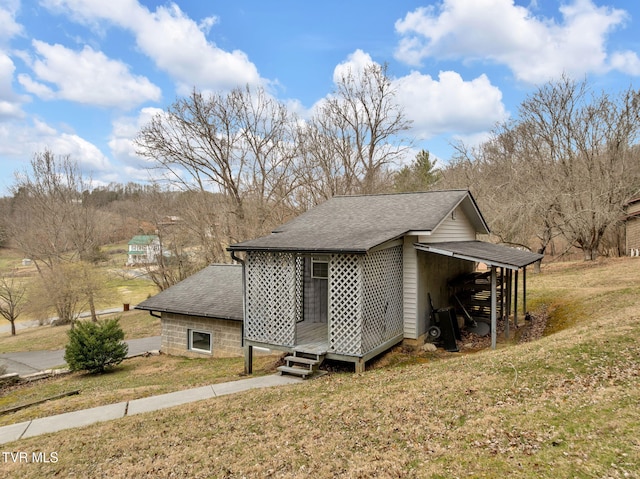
134 305 242 322
226 245 368 255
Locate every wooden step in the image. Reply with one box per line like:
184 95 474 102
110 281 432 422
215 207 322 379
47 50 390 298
284 355 320 366
277 365 314 379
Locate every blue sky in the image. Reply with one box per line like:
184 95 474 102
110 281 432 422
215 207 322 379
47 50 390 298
1 0 640 195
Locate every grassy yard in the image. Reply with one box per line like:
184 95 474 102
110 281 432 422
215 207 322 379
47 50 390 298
2 257 640 478
0 245 158 326
0 309 160 353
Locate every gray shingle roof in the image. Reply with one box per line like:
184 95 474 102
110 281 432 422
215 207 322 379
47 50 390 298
229 190 487 253
135 264 243 321
415 241 543 270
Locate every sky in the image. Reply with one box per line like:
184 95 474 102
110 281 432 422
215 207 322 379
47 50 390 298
1 0 640 195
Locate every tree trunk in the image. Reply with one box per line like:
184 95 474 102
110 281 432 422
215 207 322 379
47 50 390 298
10 320 15 336
89 294 97 322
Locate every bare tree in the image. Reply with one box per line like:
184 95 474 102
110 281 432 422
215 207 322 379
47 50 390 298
441 77 640 261
0 275 27 336
514 77 640 259
8 150 107 323
298 63 412 204
136 86 300 244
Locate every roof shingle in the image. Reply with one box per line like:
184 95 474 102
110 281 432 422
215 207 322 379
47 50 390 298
229 190 486 253
136 264 243 321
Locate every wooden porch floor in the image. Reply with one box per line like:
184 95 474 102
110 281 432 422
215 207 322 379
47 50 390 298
295 321 328 354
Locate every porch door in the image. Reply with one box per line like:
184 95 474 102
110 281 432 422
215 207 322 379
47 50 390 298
303 256 328 323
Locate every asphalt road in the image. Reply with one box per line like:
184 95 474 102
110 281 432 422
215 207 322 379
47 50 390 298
0 336 161 375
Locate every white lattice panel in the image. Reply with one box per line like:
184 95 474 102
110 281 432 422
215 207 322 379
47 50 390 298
361 246 404 353
328 254 363 355
245 251 298 346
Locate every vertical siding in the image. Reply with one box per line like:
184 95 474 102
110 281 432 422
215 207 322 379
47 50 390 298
627 217 640 253
420 206 476 243
403 235 419 339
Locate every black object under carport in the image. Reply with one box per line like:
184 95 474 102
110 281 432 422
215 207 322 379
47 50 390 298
427 294 461 352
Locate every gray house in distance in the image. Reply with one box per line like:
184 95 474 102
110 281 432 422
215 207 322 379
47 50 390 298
136 264 243 358
229 190 542 374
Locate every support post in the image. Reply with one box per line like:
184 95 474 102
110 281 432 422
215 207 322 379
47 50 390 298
244 344 253 375
501 267 508 340
491 266 497 350
513 270 519 326
523 266 527 314
506 269 512 326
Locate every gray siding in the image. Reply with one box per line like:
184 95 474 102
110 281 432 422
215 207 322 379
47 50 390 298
402 205 477 339
403 235 419 339
419 206 477 243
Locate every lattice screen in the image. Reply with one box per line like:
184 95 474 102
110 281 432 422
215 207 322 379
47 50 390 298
245 251 300 346
328 254 363 355
361 246 404 353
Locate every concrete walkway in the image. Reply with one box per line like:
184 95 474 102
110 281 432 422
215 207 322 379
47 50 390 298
0 374 301 445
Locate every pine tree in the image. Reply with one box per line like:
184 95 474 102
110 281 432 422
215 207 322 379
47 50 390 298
64 318 128 373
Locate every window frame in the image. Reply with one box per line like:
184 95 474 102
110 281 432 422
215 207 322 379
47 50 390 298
311 255 329 279
188 329 212 354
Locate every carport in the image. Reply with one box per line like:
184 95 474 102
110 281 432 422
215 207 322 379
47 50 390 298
414 241 544 349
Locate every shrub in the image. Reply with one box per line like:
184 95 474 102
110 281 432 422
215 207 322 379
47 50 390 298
64 318 129 374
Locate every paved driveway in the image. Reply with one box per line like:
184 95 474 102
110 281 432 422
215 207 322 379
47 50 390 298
0 336 161 375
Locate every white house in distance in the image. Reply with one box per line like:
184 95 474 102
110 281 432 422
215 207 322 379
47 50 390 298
126 235 161 266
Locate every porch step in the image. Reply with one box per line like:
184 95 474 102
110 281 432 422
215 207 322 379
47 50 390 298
282 355 319 366
277 365 315 379
277 350 325 379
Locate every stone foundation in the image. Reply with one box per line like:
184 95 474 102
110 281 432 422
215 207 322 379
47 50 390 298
161 312 243 358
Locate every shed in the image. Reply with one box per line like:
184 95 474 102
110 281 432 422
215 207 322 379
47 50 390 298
136 264 244 358
624 196 640 255
228 190 542 374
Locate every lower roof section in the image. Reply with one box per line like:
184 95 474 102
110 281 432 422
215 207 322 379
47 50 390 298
414 241 543 271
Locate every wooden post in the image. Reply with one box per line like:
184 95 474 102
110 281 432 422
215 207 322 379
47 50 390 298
491 266 497 350
506 269 512 326
244 344 253 375
502 267 508 340
523 266 527 314
514 270 519 328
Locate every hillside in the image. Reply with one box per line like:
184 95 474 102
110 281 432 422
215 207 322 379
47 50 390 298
4 258 640 478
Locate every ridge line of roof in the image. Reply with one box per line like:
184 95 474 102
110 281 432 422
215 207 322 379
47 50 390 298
331 189 470 199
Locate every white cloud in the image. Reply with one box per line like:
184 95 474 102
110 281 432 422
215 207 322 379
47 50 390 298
109 107 163 168
19 40 161 109
43 0 264 94
395 70 508 139
0 0 22 43
0 52 26 119
394 0 631 84
332 49 376 84
0 117 111 173
0 3 26 120
609 50 640 75
330 50 508 140
48 132 112 171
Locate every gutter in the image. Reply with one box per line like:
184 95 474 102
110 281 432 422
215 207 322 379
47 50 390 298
230 250 247 347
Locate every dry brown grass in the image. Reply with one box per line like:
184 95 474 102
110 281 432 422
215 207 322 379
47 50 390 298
0 309 160 353
0 353 282 427
3 257 640 478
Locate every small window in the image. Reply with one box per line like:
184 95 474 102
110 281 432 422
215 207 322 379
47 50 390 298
311 256 329 279
189 330 212 353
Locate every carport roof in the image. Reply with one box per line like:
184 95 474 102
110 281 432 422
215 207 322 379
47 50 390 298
414 241 543 270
